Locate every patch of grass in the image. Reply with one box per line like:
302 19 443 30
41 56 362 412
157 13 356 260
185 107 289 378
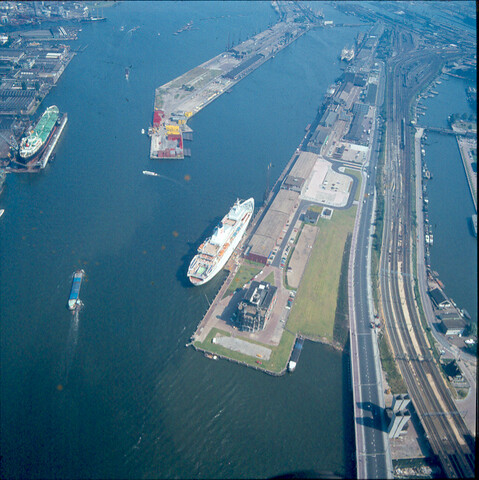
307 204 323 214
223 262 263 298
333 233 352 348
344 168 362 202
379 332 407 393
287 206 357 340
371 124 386 309
456 389 468 399
263 272 275 285
194 327 295 374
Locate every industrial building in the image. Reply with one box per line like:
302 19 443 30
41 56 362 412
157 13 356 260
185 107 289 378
0 89 36 115
289 151 317 179
307 126 331 154
364 82 378 105
319 107 339 128
304 208 320 225
438 313 466 336
236 281 277 332
343 102 370 146
246 189 299 264
429 287 451 309
282 174 305 193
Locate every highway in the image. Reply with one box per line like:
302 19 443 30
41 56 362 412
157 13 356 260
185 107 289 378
349 58 393 479
379 28 475 478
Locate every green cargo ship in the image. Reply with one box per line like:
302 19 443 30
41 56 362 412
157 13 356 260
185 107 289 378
19 106 60 160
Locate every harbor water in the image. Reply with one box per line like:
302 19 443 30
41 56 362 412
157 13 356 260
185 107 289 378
0 3 362 478
420 74 477 324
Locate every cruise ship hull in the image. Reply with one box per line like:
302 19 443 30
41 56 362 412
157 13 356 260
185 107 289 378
188 198 254 286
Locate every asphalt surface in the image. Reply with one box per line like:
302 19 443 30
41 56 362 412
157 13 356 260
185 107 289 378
349 60 393 479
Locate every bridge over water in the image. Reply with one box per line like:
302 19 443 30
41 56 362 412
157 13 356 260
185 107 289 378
416 125 476 137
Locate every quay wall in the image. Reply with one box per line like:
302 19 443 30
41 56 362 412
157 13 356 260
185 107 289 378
193 344 287 376
40 113 68 169
456 137 477 212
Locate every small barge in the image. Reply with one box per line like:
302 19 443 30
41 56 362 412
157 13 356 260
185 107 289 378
68 270 85 310
288 337 304 372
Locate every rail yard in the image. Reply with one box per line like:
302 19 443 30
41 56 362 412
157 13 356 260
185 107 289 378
379 34 475 479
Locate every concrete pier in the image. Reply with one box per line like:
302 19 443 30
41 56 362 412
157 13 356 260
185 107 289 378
39 113 68 169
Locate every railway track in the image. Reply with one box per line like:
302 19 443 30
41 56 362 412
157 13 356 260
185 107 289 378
379 33 475 478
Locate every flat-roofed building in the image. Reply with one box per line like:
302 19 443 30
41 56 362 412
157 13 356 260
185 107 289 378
0 49 25 64
246 189 299 264
304 208 320 225
429 288 451 309
308 126 331 154
439 313 466 336
290 151 317 179
282 174 305 193
236 281 277 332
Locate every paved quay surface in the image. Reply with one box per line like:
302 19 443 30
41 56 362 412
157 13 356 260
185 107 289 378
456 135 477 211
193 262 289 347
149 7 311 159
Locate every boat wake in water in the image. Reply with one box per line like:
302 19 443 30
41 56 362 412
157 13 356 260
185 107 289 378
143 170 186 188
60 302 82 386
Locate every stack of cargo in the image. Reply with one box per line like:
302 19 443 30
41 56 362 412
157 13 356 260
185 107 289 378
167 134 183 149
153 110 164 127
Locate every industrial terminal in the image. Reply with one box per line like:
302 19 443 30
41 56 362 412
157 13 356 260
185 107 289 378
148 3 324 159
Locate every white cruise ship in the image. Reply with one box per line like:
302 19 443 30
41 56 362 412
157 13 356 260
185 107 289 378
188 198 254 286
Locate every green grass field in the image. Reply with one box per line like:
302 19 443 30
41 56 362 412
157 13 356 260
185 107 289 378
223 261 263 298
344 168 362 202
194 327 295 374
379 333 407 393
263 272 275 285
286 206 357 341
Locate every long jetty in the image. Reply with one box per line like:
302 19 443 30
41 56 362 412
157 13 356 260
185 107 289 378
149 7 316 159
39 113 68 169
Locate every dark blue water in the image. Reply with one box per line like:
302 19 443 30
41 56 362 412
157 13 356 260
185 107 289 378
1 3 362 478
421 75 477 324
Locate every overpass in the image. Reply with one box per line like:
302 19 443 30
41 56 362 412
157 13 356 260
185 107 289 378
416 125 476 137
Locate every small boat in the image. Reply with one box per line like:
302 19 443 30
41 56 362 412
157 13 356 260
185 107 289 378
141 128 145 135
143 170 159 177
0 209 4 218
68 270 85 310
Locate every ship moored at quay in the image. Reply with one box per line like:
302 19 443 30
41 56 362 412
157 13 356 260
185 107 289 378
187 198 254 286
288 337 304 372
19 105 60 161
13 105 68 171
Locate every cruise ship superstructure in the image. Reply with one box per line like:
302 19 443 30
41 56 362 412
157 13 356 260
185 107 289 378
188 198 254 286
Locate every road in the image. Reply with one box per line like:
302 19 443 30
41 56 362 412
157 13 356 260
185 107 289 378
349 58 393 479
